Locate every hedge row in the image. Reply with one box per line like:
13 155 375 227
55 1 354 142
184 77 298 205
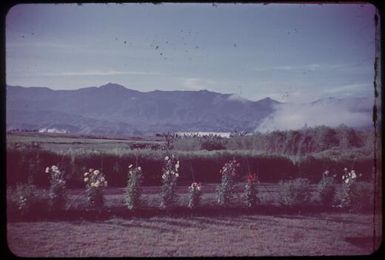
6 148 374 188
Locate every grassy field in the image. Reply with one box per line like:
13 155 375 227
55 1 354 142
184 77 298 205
7 213 379 257
6 132 165 154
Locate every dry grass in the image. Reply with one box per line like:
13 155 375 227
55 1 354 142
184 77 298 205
6 184 381 257
7 213 379 257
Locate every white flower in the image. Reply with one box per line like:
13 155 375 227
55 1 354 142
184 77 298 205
162 174 166 179
90 183 95 187
345 178 349 184
84 172 89 177
100 177 105 182
94 182 100 188
94 170 100 175
165 156 169 161
175 173 179 178
324 170 329 175
137 166 142 171
51 165 59 172
197 186 201 191
342 175 345 180
84 177 89 182
344 168 348 172
89 168 93 173
129 164 133 169
45 167 50 173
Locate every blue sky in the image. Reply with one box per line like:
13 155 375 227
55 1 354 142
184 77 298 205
6 3 376 102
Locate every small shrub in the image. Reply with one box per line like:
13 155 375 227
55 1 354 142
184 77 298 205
83 169 108 209
200 138 226 151
244 173 260 208
160 155 180 209
336 168 367 211
46 165 67 211
316 170 336 207
7 184 49 217
216 159 239 207
188 182 202 209
278 178 311 208
126 164 144 210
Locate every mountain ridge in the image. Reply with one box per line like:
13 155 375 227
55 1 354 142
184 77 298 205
6 83 280 135
6 83 372 135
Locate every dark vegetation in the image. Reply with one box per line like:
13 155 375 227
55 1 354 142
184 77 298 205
174 125 373 154
6 125 374 189
7 181 375 222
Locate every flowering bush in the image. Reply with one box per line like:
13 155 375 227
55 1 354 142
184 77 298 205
45 165 67 210
188 182 202 209
316 170 337 207
83 169 108 208
126 164 143 210
278 178 311 208
216 159 239 207
337 168 362 210
244 173 260 208
160 155 180 209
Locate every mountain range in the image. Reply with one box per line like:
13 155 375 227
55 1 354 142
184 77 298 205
6 83 373 136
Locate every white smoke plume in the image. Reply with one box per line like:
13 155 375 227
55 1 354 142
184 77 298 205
256 97 373 132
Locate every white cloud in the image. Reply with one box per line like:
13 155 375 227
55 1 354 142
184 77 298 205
256 100 372 132
181 77 216 91
254 63 322 72
6 40 89 50
227 94 249 103
253 62 372 74
39 70 162 77
322 83 370 94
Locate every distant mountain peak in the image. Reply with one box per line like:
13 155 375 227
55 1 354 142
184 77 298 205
257 97 280 104
99 82 127 89
227 94 249 103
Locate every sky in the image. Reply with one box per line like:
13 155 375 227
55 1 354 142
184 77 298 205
6 3 377 103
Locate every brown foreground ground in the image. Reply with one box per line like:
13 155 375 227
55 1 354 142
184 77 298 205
7 213 380 257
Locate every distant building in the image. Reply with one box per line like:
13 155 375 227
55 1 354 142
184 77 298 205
38 128 68 134
175 131 231 138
